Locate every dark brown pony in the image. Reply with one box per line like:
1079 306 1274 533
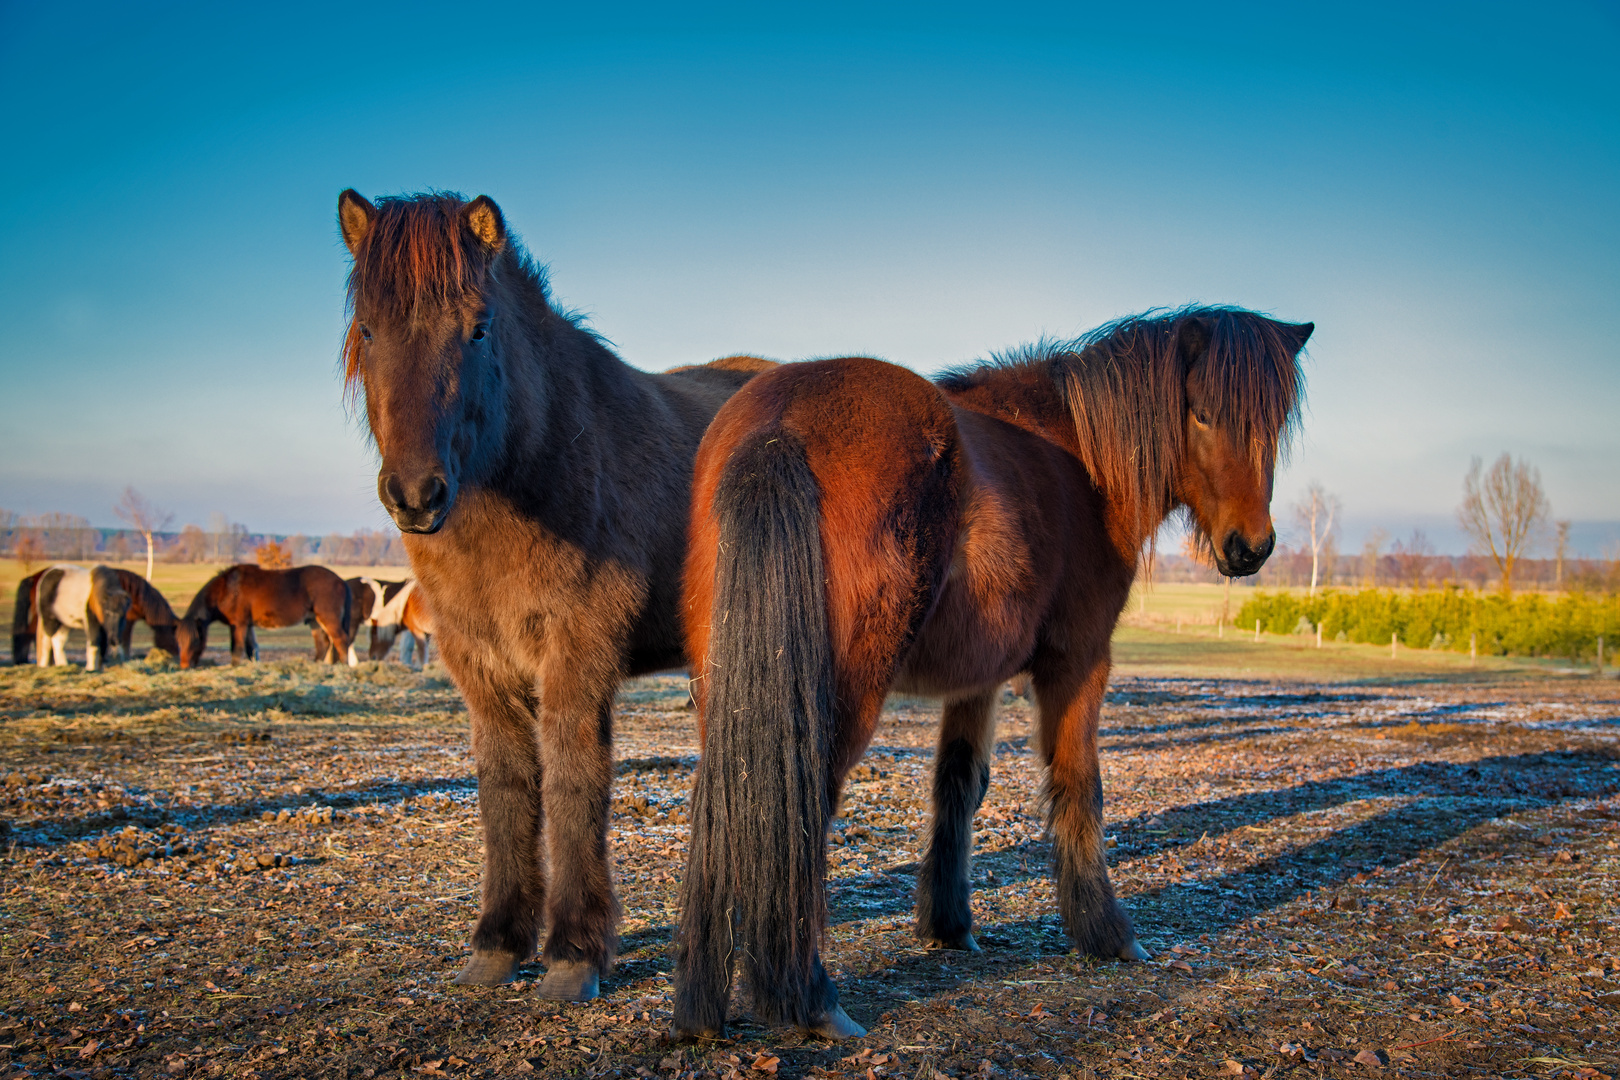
337 189 773 999
11 570 43 665
674 306 1311 1039
176 565 354 669
113 569 181 658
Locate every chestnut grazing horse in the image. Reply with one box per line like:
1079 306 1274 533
176 565 354 669
338 189 773 999
311 576 390 662
674 306 1311 1039
114 569 181 659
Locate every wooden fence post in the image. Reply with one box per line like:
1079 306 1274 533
1316 623 1323 649
1391 631 1398 660
1470 632 1477 666
1255 619 1261 643
1600 635 1606 676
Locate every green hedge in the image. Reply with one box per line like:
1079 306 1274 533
1233 588 1620 660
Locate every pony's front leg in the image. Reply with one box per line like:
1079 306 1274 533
246 625 259 661
454 674 546 986
36 624 51 667
1034 655 1148 961
916 689 998 951
535 684 617 1001
51 630 69 667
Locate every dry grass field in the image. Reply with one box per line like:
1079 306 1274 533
1 567 1617 1080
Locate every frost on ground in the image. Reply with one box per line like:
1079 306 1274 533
0 655 1617 1079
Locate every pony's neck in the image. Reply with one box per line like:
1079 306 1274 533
482 264 654 497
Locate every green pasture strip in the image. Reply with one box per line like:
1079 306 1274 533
1108 626 1588 684
1236 587 1620 662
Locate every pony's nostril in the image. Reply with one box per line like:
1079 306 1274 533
1222 531 1248 568
422 475 448 510
379 473 407 509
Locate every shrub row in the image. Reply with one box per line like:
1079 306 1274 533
1234 588 1620 660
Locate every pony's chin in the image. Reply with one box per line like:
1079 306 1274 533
391 512 446 535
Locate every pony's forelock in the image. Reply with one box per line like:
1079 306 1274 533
341 191 495 403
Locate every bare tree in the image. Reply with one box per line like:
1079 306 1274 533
1292 482 1340 597
1360 528 1388 587
1457 453 1549 595
1554 520 1571 588
1389 529 1434 590
114 486 175 582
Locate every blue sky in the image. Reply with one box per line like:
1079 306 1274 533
1 2 1616 553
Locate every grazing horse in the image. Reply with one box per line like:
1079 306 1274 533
35 565 131 671
366 579 435 667
312 576 391 662
674 306 1311 1039
337 188 773 998
176 565 354 669
12 570 44 664
113 569 181 659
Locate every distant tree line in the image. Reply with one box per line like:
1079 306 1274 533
0 509 411 569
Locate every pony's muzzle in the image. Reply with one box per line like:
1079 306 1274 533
1219 528 1275 578
379 470 451 533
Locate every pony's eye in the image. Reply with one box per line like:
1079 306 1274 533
359 325 372 342
1193 409 1211 426
470 323 488 342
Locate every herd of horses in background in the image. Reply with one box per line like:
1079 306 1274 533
334 188 1310 1040
11 562 435 672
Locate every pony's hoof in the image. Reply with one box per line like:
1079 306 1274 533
538 960 600 1000
452 950 521 986
802 1004 866 1041
926 932 982 953
1117 938 1151 961
671 1022 725 1042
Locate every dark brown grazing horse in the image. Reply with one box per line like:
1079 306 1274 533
114 569 181 659
675 306 1311 1039
177 565 354 669
338 189 773 999
11 570 43 665
312 576 389 662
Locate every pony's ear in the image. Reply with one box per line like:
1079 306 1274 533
462 195 507 251
1176 316 1211 365
338 189 376 255
1287 321 1315 350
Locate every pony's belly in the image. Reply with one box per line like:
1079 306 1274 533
890 593 1030 699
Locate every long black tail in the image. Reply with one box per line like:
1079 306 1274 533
675 431 838 1033
11 572 40 666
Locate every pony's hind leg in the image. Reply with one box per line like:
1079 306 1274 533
916 689 998 951
454 672 547 987
1034 655 1149 961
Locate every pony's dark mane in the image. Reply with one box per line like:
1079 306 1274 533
341 191 593 401
938 305 1305 545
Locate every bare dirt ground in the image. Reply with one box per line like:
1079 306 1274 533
1 634 1617 1080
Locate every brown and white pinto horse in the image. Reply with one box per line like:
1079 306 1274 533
674 306 1311 1039
312 576 392 662
176 565 354 669
366 579 435 667
114 569 181 659
34 565 131 671
338 189 773 999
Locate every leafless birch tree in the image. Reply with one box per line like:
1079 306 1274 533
114 487 174 582
1292 482 1340 597
1457 453 1549 595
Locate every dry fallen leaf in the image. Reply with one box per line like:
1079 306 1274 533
1354 1048 1387 1068
751 1054 780 1074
